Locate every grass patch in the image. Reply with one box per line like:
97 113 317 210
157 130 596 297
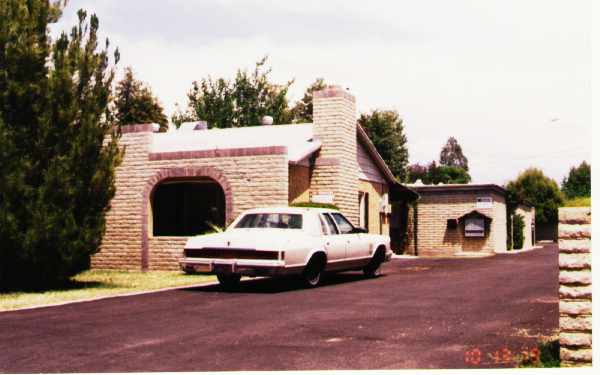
518 339 560 368
0 270 216 311
563 196 591 207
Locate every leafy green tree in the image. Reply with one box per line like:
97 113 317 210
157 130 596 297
407 163 428 183
435 165 471 184
358 110 409 182
440 137 469 171
291 78 327 123
561 161 591 199
506 168 564 225
174 56 293 128
407 161 471 184
115 67 168 131
0 2 121 290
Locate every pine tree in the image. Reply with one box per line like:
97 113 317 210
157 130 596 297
115 67 168 131
0 1 121 290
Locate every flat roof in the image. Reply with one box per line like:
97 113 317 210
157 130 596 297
406 183 506 196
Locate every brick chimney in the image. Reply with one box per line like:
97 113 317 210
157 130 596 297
311 85 359 224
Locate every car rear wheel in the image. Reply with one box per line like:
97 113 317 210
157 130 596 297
217 273 241 289
302 256 325 288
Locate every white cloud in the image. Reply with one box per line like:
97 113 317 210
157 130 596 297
51 0 592 184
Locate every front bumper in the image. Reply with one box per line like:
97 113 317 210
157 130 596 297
179 258 299 277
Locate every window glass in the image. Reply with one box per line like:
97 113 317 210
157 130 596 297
319 215 329 235
235 213 303 229
322 214 339 235
330 213 354 234
153 181 225 236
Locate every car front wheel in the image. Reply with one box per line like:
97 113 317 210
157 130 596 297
363 250 385 278
217 273 241 289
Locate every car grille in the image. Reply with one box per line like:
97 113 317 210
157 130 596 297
184 248 279 260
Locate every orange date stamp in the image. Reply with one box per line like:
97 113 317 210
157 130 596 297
464 345 540 366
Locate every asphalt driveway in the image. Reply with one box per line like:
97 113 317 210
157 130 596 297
0 243 558 372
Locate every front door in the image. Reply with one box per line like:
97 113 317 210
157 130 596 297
330 212 370 262
320 213 347 267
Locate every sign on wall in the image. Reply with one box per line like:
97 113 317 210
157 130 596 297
476 196 493 209
311 192 334 204
465 218 485 237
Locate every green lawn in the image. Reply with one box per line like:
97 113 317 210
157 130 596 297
0 270 216 312
563 196 591 207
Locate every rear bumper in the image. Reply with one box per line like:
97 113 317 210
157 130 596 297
179 258 302 277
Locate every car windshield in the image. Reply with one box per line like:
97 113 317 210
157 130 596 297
234 213 303 229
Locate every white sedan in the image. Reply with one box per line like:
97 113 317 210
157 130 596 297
179 206 392 288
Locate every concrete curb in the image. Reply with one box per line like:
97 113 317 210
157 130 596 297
1 279 220 314
453 252 495 258
391 254 418 259
495 245 544 255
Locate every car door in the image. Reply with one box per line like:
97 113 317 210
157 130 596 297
320 213 347 267
329 212 370 262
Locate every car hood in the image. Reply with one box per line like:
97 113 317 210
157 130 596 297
185 229 311 251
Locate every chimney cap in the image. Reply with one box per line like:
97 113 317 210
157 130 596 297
261 115 274 125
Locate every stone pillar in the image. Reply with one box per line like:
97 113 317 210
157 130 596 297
93 123 154 270
558 207 592 366
311 85 359 224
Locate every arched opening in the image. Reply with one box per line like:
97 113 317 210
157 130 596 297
151 177 226 236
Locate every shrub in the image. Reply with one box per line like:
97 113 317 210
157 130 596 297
519 339 560 368
291 202 340 210
563 196 591 207
512 214 525 250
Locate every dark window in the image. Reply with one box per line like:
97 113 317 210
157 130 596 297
234 213 303 229
330 212 355 234
322 214 339 235
152 181 225 236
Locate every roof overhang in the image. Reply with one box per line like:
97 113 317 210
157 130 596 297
457 209 493 222
409 184 506 196
356 124 418 202
288 139 322 165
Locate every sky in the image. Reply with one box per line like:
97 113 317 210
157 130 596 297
52 0 592 185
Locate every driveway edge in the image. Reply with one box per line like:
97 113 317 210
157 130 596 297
1 280 220 313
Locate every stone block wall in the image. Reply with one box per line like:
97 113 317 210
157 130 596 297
406 191 506 256
558 207 592 366
94 125 289 271
312 86 359 225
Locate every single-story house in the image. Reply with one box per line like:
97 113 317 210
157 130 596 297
403 183 535 256
94 85 416 271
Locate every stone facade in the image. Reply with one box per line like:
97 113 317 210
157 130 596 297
311 86 359 224
95 86 401 271
558 207 592 367
95 128 289 270
404 185 508 256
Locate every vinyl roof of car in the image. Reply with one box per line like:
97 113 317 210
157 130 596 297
241 206 339 214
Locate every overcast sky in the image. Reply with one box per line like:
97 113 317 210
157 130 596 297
53 0 592 185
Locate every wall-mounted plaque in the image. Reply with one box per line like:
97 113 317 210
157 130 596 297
465 217 485 237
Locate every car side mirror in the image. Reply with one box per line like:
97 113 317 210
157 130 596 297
352 227 368 234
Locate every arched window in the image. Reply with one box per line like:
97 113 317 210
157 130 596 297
152 178 225 236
